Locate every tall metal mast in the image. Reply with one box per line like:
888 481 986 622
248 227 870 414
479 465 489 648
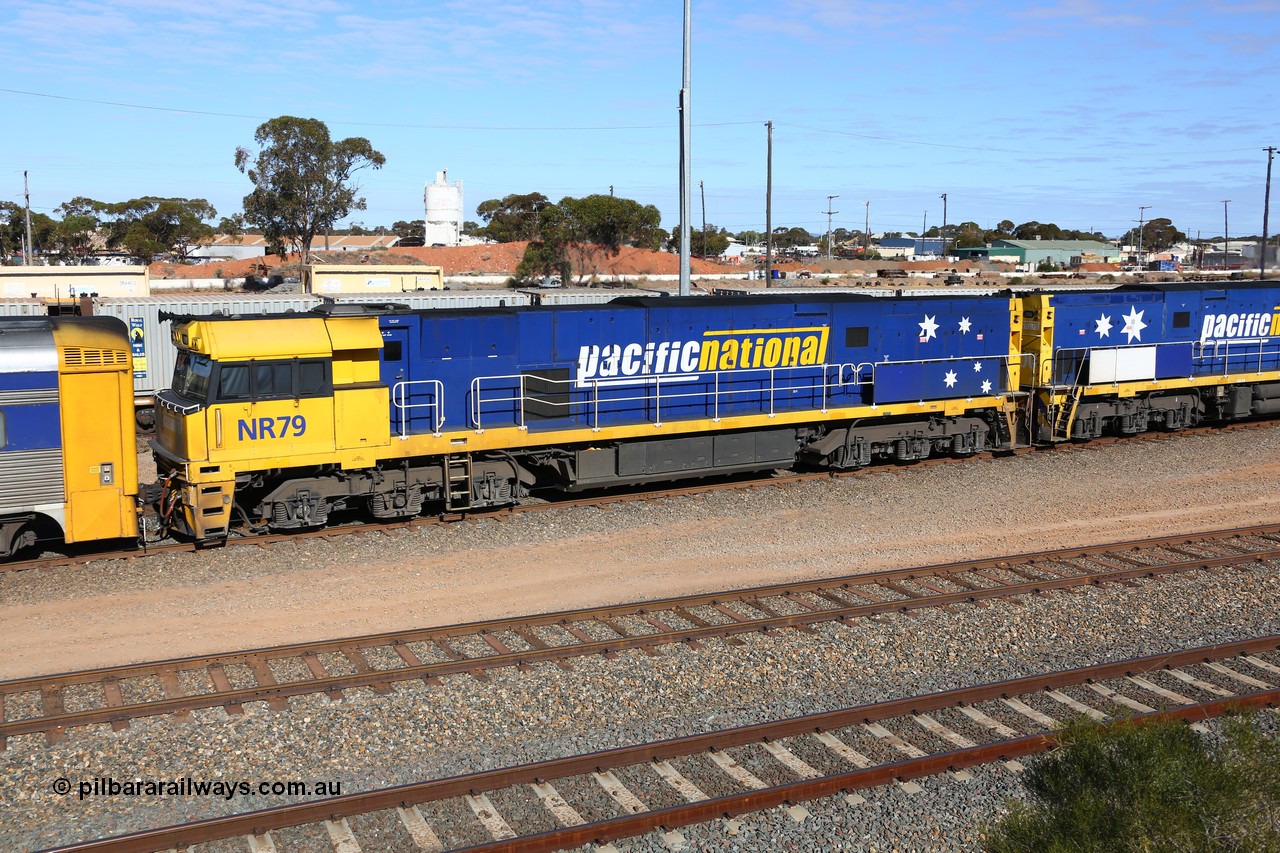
678 0 691 296
764 121 773 286
24 171 34 266
1263 147 1275 280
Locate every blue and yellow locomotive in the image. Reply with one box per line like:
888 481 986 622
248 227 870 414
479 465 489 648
150 293 1026 543
0 317 139 557
5 281 1280 555
1023 282 1280 441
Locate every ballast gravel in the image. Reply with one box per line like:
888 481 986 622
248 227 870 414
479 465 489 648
3 426 1280 850
1 561 1278 851
5 425 1280 682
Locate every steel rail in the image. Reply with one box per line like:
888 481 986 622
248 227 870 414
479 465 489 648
7 521 1278 691
454 689 1280 853
6 418 1275 574
5 528 1279 742
39 635 1280 853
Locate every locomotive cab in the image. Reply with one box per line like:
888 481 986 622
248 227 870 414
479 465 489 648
152 314 388 541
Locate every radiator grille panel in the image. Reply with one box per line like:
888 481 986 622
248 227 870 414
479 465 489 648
0 389 58 406
63 347 129 367
0 448 64 507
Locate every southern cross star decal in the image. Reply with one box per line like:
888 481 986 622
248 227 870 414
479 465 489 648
1095 313 1113 338
943 369 958 388
973 361 983 372
1121 306 1147 343
958 317 972 334
919 315 939 342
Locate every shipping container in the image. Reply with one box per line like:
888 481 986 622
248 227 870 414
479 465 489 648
0 265 150 299
325 291 532 309
0 298 49 316
302 264 445 294
520 287 677 306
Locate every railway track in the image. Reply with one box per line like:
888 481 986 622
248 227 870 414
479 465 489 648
5 524 1280 750
5 417 1274 574
41 634 1280 853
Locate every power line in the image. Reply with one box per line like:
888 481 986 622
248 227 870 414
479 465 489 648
1 86 1260 157
775 121 1258 157
0 87 756 132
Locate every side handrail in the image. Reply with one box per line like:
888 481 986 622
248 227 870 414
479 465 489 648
1053 338 1280 384
391 379 445 437
469 363 853 433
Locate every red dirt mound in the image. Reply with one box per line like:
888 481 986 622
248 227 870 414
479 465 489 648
150 243 732 279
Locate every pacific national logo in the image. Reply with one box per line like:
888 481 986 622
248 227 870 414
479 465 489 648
1200 311 1279 342
577 326 831 387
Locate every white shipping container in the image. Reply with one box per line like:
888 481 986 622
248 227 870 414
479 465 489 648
0 299 49 316
325 292 533 309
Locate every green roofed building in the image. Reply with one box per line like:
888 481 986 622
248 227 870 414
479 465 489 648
952 239 1120 267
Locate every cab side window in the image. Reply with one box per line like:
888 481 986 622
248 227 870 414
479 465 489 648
293 361 327 397
254 363 293 400
218 365 251 399
213 360 331 402
0 410 6 450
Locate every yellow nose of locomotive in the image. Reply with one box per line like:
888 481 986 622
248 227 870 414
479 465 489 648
149 313 388 543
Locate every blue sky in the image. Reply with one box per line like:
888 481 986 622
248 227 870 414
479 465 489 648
2 1 1278 242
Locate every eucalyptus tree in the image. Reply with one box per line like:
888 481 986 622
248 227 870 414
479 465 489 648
235 116 385 262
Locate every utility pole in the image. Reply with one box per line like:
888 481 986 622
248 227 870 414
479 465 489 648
864 200 870 252
1222 200 1231 270
765 120 773 286
921 211 927 257
609 185 614 196
1263 146 1276 279
824 195 839 260
940 192 948 259
1137 205 1151 269
699 180 707 259
23 171 34 266
677 0 691 296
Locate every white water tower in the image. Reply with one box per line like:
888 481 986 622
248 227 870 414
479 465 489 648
423 170 464 246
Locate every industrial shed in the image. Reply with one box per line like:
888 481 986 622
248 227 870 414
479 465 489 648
984 239 1120 267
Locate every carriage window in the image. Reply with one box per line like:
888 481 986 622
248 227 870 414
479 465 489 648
217 365 251 399
0 410 6 450
1173 311 1190 329
254 363 293 398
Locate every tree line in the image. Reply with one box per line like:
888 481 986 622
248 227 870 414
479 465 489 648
1 114 1238 268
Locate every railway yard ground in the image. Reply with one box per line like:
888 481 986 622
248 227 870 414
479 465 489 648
2 425 1280 850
